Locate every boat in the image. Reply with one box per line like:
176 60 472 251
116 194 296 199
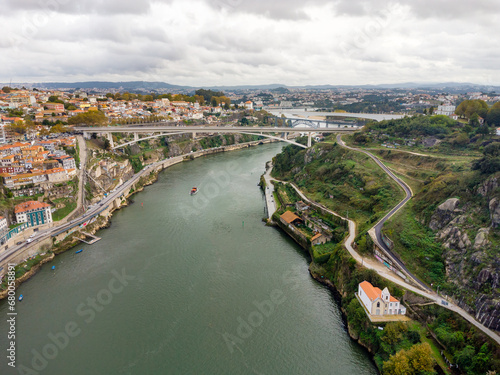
52 266 56 270
75 249 83 254
190 187 198 195
19 294 23 301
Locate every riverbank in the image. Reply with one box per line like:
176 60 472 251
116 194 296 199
0 139 279 299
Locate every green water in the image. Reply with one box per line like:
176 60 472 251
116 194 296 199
1 143 377 374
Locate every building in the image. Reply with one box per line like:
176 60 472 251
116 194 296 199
358 281 406 316
15 201 52 227
295 201 310 211
45 167 69 183
436 105 456 116
311 232 328 245
280 211 303 226
244 101 253 110
53 155 76 170
0 215 7 234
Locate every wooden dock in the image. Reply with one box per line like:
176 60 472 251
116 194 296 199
79 232 101 245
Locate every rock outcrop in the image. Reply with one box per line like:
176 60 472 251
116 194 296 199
473 228 490 249
490 198 500 228
429 198 460 230
478 175 499 197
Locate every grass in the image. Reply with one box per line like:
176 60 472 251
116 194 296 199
52 199 77 221
383 203 445 285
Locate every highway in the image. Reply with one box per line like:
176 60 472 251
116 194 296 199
0 154 184 271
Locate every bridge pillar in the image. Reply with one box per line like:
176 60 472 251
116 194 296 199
192 132 196 139
134 133 139 142
283 132 288 140
307 133 312 148
107 133 114 148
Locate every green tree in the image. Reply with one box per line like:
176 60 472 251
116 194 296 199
103 138 111 150
383 343 435 375
486 107 500 127
2 86 11 93
68 111 107 126
456 99 488 119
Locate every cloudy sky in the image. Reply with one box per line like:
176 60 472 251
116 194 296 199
1 0 499 86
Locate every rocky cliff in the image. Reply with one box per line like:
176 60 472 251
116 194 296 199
428 173 500 331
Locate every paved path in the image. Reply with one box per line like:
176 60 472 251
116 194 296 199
62 135 88 224
262 162 277 219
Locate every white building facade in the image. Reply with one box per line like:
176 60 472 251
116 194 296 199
358 281 406 316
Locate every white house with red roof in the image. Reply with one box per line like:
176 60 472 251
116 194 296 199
15 201 52 227
358 281 406 316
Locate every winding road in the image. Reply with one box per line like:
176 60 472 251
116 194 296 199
334 134 500 345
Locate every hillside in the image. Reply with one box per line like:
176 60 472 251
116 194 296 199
270 115 500 374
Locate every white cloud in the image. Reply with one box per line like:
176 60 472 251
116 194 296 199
0 0 499 85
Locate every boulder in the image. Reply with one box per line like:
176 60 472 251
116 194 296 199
478 175 499 197
473 228 490 249
490 198 500 228
438 198 460 212
429 198 460 230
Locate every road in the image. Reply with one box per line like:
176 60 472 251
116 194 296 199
74 125 357 134
262 162 277 219
335 134 430 290
335 134 500 344
0 154 184 270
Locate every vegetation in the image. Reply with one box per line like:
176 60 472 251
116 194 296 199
68 110 107 126
272 139 404 234
52 199 77 221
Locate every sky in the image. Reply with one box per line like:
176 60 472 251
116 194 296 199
1 0 499 86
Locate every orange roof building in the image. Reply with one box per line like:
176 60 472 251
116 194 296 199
358 281 406 316
280 211 303 225
15 200 53 227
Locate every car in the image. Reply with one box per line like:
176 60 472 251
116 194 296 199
27 239 33 243
30 233 36 238
441 300 449 306
16 241 23 245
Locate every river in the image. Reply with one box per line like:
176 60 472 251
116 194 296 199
1 143 377 375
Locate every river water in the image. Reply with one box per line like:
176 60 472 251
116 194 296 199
1 143 377 375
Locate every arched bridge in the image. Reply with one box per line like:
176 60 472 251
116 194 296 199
74 124 359 149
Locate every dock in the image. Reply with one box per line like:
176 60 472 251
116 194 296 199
79 232 101 245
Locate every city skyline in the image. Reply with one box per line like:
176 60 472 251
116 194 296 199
1 0 499 86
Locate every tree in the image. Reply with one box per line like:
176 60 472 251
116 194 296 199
50 124 68 133
2 86 11 93
456 99 488 119
211 97 218 107
486 107 500 127
68 111 107 126
469 113 480 127
383 343 435 375
103 138 111 150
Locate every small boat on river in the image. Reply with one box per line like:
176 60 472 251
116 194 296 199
190 187 198 195
75 249 83 254
19 294 23 301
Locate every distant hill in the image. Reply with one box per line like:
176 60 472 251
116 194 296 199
4 81 499 93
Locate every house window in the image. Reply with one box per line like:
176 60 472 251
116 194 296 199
376 302 380 308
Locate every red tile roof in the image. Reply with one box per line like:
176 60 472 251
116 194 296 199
359 281 399 303
15 201 51 213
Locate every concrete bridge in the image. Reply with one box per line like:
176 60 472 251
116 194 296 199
75 124 359 149
268 108 405 122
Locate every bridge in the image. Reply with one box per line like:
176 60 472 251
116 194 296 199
74 124 359 149
267 109 405 122
273 116 363 130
